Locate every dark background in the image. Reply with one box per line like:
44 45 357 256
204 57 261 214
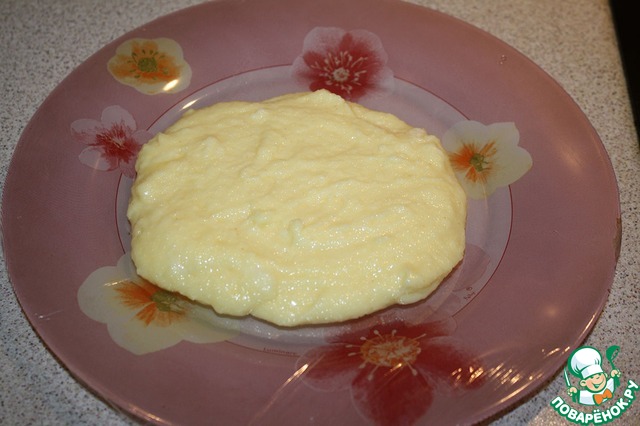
610 0 640 142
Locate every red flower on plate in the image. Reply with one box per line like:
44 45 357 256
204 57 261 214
297 318 485 425
71 105 152 178
292 27 394 101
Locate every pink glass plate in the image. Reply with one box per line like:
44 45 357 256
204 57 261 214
1 0 620 424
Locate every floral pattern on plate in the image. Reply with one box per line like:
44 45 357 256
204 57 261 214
70 105 151 178
78 253 235 355
107 38 192 95
296 317 485 425
442 121 533 199
291 27 394 101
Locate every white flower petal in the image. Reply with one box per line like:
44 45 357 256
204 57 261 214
101 105 136 130
107 319 184 355
78 253 235 355
442 120 532 199
78 147 112 171
70 118 101 141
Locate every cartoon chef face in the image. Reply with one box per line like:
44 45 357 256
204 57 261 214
581 372 608 392
568 346 607 393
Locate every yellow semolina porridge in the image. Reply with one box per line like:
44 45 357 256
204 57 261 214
127 90 467 327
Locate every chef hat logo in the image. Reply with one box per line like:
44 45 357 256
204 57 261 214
568 346 604 380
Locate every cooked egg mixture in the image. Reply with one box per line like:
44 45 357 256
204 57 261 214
128 90 467 327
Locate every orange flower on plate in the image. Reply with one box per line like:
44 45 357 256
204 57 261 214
108 38 192 95
449 140 498 185
442 121 532 199
114 279 187 327
78 253 235 355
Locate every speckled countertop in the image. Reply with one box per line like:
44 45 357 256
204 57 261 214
1 0 638 425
